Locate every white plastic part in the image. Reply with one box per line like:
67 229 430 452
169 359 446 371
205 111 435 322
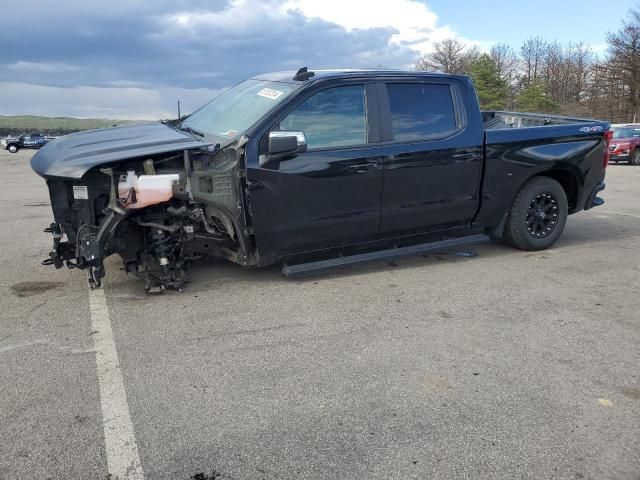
117 170 180 209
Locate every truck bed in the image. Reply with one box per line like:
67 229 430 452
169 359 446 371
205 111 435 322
482 111 600 129
476 110 609 234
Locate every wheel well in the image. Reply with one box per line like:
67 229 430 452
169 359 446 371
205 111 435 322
535 170 579 211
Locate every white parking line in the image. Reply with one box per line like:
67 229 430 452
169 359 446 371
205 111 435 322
89 287 145 480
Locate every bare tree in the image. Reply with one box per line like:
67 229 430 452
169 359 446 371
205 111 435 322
606 7 640 122
416 38 479 74
489 43 519 108
584 61 622 120
490 43 519 82
566 43 593 103
520 37 547 87
541 41 566 104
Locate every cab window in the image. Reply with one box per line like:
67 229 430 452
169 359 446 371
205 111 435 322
386 83 458 142
279 85 367 149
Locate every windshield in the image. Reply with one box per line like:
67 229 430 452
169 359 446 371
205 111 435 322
181 79 299 141
612 126 640 139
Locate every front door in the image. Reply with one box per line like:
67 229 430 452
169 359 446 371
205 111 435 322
246 83 384 260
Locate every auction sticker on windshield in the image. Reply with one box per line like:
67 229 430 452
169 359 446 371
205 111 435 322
257 88 284 100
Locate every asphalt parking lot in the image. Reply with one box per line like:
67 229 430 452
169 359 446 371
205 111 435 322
0 148 638 480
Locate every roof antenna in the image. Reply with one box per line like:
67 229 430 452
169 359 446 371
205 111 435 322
293 66 315 81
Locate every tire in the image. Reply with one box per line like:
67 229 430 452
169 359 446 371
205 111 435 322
7 144 18 153
631 149 640 166
504 176 568 251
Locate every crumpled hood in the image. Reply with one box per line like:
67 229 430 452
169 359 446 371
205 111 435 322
31 122 211 179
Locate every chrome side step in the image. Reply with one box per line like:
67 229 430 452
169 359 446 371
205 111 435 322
282 233 490 278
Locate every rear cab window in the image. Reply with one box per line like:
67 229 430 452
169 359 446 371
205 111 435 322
386 83 459 142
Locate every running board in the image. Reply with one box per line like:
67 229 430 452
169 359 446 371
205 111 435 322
282 233 490 278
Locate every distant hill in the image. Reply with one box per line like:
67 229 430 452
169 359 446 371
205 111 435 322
0 115 148 136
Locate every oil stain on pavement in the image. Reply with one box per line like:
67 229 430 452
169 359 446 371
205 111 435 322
10 281 61 297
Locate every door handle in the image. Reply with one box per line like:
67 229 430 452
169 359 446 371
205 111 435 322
346 162 380 174
452 153 480 161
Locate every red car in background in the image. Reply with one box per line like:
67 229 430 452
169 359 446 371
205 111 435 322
610 124 640 165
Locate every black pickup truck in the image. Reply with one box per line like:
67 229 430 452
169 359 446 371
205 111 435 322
3 133 50 153
31 68 610 292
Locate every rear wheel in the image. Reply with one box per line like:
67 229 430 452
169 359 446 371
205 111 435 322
7 144 18 153
504 177 568 251
631 149 640 166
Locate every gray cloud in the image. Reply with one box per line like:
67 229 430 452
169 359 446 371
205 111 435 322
0 82 224 119
0 0 423 117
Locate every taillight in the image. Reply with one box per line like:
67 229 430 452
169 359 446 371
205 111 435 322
603 129 613 169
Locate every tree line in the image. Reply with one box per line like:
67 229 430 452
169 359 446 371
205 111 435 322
415 7 640 122
0 116 133 137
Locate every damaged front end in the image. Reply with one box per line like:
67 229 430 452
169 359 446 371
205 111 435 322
37 135 253 293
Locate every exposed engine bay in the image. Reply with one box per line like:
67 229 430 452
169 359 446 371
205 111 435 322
42 138 253 293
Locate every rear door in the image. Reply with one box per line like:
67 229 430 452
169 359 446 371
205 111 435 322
377 80 484 236
247 82 384 259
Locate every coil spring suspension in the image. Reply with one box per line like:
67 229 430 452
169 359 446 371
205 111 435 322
149 229 172 266
143 228 185 294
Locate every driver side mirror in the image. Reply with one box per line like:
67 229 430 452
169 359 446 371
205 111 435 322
260 131 307 166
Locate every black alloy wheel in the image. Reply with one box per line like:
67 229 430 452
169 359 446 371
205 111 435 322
526 192 560 239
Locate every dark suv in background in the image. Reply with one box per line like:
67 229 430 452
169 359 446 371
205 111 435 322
1 133 51 153
610 124 640 165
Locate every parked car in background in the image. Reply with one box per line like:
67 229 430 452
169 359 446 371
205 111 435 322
1 133 51 153
609 124 640 165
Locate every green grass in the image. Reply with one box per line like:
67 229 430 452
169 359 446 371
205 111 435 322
0 115 143 136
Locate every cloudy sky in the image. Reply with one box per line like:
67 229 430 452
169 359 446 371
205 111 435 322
0 0 636 119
